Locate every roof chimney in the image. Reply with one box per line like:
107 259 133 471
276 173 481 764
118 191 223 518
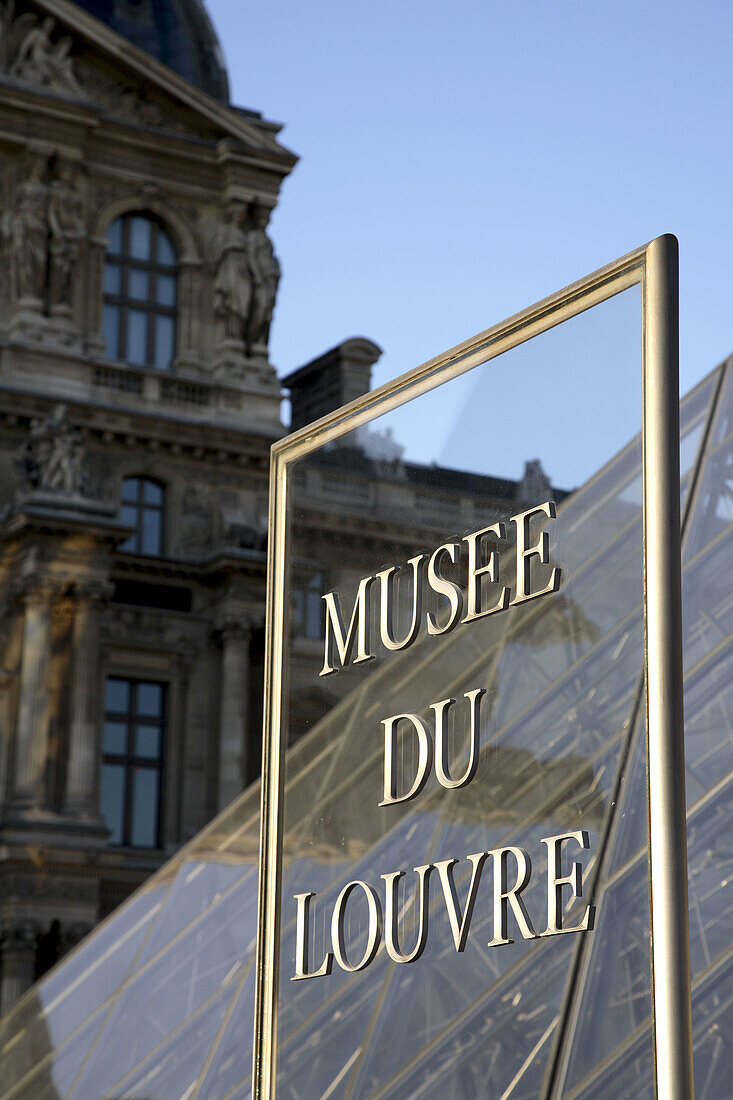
282 338 382 431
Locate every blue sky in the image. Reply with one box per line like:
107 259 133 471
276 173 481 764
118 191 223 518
208 0 732 417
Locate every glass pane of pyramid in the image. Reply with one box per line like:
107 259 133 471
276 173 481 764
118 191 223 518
0 347 731 1098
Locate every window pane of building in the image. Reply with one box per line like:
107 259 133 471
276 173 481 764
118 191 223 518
103 304 120 357
130 769 159 847
105 678 130 714
122 478 138 503
156 274 176 307
137 682 164 718
154 315 175 370
104 262 121 295
157 228 175 265
142 480 163 506
129 216 152 260
128 269 150 301
140 508 163 554
135 724 161 759
103 721 127 755
106 217 123 254
120 505 139 551
126 310 148 366
100 765 125 845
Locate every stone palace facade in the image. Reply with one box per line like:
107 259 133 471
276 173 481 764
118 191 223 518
0 0 559 1013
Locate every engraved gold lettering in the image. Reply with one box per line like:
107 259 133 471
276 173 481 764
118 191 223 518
432 689 485 789
510 501 561 605
376 554 426 652
461 523 510 623
433 852 489 952
487 846 538 946
379 713 432 806
426 542 463 635
331 881 382 972
540 830 595 936
320 575 375 676
291 892 333 980
381 865 433 963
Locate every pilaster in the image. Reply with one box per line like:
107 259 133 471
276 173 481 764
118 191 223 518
216 610 260 811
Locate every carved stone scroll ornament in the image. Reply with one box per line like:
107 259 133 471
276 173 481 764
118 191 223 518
15 404 88 496
0 4 83 96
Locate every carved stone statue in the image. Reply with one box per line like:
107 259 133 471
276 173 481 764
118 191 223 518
3 153 49 308
8 13 82 96
213 203 252 347
245 203 280 356
16 404 87 496
48 159 85 315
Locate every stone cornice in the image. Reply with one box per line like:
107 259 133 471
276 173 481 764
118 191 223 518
0 390 279 469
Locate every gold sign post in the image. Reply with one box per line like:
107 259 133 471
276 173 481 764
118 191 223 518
254 236 693 1098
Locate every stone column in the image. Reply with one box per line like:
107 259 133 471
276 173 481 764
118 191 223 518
217 617 255 812
64 581 109 822
11 586 54 813
0 923 38 1014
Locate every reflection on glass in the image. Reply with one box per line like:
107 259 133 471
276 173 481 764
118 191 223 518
129 268 150 300
1 300 732 1100
127 309 147 365
102 303 119 357
143 479 164 506
131 769 159 847
100 764 124 844
154 314 175 369
138 682 163 717
130 216 152 260
157 273 176 306
105 677 130 712
157 228 175 266
103 720 127 755
103 262 121 295
276 286 645 1096
141 508 163 554
106 217 123 253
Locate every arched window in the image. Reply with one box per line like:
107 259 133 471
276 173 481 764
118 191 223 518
103 213 177 371
120 477 165 555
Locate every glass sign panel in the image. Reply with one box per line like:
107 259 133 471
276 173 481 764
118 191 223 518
255 238 691 1099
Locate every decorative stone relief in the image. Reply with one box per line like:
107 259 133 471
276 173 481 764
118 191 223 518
15 404 88 496
0 4 83 97
213 202 251 347
211 201 281 376
1 154 86 341
102 606 199 651
48 158 85 317
245 203 280 357
74 57 200 136
2 150 48 310
173 484 222 558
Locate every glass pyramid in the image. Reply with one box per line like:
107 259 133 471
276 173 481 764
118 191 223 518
0 358 731 1099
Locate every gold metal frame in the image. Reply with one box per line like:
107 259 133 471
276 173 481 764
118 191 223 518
253 235 693 1098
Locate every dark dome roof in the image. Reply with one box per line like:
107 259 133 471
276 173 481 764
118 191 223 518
76 0 230 102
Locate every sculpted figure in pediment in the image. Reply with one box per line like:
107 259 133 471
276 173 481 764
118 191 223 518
7 11 82 95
